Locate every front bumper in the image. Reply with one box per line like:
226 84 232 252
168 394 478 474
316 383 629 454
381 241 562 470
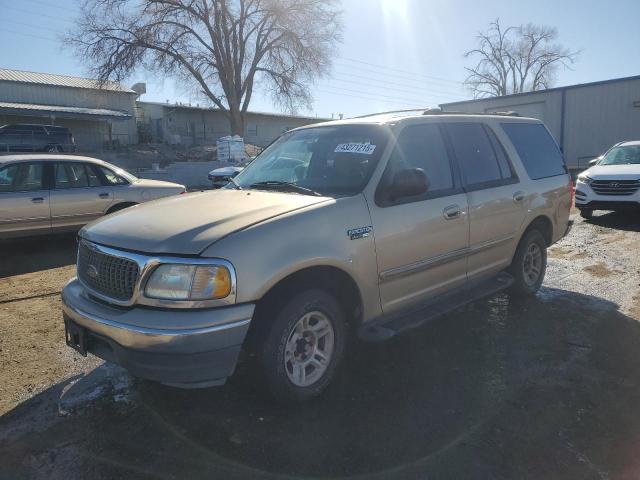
575 182 640 211
62 278 255 388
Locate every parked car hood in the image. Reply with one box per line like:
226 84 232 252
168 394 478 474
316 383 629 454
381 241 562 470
586 164 640 180
80 189 331 255
134 178 185 189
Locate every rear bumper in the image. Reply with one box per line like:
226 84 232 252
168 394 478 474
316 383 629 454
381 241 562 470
62 278 254 388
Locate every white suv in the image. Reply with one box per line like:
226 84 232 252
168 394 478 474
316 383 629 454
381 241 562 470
575 141 640 219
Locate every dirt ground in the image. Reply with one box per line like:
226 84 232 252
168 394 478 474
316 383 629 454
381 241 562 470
2 212 640 479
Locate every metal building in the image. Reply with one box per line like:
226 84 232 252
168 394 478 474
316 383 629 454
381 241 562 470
0 68 138 149
440 75 640 170
137 101 327 147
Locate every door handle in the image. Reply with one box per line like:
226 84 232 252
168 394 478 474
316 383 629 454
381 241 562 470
98 193 110 199
443 204 462 220
31 197 44 203
513 191 525 203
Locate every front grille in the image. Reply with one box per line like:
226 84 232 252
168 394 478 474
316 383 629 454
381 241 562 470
78 241 139 301
591 179 640 196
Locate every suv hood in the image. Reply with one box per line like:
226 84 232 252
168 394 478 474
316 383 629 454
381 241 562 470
586 164 640 180
81 189 330 255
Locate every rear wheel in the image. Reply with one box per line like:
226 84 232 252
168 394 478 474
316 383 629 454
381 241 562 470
509 229 547 296
256 289 346 403
579 209 593 220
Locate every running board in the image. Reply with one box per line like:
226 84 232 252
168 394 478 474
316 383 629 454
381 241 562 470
358 272 514 342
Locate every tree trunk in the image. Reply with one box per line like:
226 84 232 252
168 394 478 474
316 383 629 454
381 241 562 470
229 108 245 137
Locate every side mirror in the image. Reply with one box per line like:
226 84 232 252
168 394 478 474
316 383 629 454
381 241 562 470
230 170 240 178
389 168 429 200
588 156 602 167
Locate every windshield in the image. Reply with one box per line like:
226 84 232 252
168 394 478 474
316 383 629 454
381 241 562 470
233 124 389 196
599 145 640 165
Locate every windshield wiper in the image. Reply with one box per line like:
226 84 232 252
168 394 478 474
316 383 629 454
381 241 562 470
249 181 322 196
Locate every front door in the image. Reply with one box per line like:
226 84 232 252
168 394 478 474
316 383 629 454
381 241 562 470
0 161 51 237
367 123 469 315
50 162 114 230
444 122 525 281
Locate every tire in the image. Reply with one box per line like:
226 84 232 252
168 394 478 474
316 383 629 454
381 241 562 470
106 202 136 214
508 229 547 296
256 289 346 403
579 209 593 220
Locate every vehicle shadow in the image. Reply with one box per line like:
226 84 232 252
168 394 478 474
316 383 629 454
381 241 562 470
0 234 77 278
586 211 640 232
2 287 640 479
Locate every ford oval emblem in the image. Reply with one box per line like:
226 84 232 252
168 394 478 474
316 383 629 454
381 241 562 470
86 264 99 279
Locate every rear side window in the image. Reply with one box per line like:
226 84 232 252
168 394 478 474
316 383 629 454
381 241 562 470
501 123 566 180
55 163 90 189
446 123 516 189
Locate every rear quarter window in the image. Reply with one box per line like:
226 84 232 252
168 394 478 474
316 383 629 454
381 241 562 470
501 122 566 180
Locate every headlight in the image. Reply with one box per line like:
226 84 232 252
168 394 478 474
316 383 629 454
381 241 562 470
577 173 593 185
145 264 232 300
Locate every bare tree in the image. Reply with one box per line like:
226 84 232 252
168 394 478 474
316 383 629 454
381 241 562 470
463 19 579 98
67 0 342 135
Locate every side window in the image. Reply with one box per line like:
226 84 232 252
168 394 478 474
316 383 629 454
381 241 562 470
0 165 18 191
0 163 43 192
485 126 517 180
86 164 102 187
99 166 128 185
500 122 566 180
55 163 89 189
378 123 454 204
447 123 512 188
20 163 43 191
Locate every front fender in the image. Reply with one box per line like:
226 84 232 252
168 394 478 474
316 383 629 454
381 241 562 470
200 195 382 322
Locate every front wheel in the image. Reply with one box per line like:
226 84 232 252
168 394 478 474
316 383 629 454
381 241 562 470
579 209 593 220
509 229 547 296
257 289 346 403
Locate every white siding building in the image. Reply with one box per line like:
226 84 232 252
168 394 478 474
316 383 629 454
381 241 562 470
0 68 138 149
440 75 640 170
137 101 327 147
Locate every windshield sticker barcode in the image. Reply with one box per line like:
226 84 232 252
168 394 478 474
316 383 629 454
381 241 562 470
334 143 376 155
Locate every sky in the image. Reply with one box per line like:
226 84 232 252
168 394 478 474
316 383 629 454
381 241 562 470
0 0 639 119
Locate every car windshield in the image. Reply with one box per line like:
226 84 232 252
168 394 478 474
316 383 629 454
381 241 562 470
599 145 640 165
233 124 389 196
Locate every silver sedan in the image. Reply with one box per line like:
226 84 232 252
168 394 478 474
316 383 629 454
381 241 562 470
0 154 185 239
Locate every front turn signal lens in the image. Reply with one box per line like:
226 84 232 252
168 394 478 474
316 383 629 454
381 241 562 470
190 265 232 300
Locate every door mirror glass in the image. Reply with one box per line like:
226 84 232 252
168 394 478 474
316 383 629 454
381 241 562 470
389 168 429 200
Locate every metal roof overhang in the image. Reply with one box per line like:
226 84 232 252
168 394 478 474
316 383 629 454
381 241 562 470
0 101 132 121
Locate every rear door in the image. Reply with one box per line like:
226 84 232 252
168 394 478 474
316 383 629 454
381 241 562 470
368 122 469 314
0 162 51 237
444 122 525 281
50 162 114 230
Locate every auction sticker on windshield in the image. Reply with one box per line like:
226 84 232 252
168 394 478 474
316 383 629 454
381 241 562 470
334 143 377 155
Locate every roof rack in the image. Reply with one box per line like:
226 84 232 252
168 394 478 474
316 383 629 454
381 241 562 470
423 109 520 117
353 108 430 119
353 108 522 120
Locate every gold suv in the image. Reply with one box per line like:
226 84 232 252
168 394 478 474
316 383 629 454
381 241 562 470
62 112 572 402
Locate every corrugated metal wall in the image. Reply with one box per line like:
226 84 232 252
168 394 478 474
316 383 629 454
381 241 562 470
440 78 640 170
0 81 138 149
138 102 325 147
